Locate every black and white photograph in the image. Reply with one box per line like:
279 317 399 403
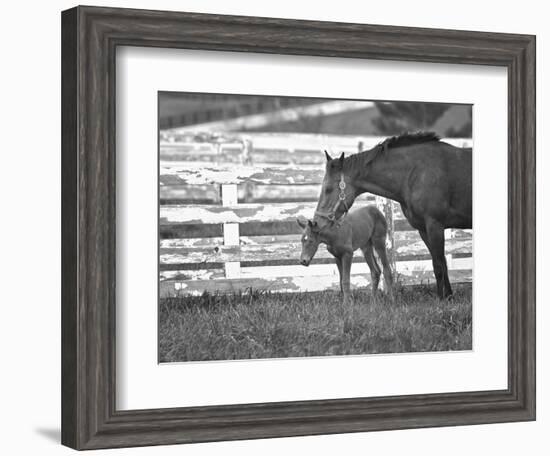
0 0 542 453
158 93 473 362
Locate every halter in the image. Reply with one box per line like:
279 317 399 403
314 173 350 225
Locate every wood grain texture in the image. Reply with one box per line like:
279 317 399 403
61 7 78 449
61 5 536 450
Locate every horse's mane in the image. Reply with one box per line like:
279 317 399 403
379 131 440 149
343 131 440 172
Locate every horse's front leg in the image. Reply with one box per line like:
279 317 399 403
420 220 452 299
341 252 354 305
334 256 343 294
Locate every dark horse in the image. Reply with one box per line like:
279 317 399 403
314 132 472 299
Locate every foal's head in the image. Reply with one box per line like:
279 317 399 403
297 216 321 267
315 151 358 225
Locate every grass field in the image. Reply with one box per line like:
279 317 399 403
159 283 472 363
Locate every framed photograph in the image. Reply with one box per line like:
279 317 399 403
61 5 536 450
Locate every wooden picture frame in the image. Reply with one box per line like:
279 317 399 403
61 5 536 450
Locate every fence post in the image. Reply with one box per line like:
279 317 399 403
221 184 240 279
241 138 254 203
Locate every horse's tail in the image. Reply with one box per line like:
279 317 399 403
368 206 394 290
366 206 388 240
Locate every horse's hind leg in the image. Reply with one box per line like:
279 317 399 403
361 241 381 295
373 235 394 294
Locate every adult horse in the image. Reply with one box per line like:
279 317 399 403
314 132 471 299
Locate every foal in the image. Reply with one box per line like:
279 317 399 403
297 206 393 304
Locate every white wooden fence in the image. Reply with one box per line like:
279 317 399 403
159 132 472 297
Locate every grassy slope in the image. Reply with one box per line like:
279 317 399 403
159 284 472 363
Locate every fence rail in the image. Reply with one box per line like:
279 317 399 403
159 132 472 297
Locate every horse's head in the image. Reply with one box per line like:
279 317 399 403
314 151 357 225
297 216 321 267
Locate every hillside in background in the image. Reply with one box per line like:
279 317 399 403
159 92 472 138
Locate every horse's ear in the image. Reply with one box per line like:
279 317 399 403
339 152 345 165
324 150 332 162
297 216 307 229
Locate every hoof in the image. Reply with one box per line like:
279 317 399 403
343 295 355 306
437 293 454 301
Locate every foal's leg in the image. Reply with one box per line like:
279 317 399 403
361 241 381 295
373 235 394 294
419 220 452 299
341 252 353 305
